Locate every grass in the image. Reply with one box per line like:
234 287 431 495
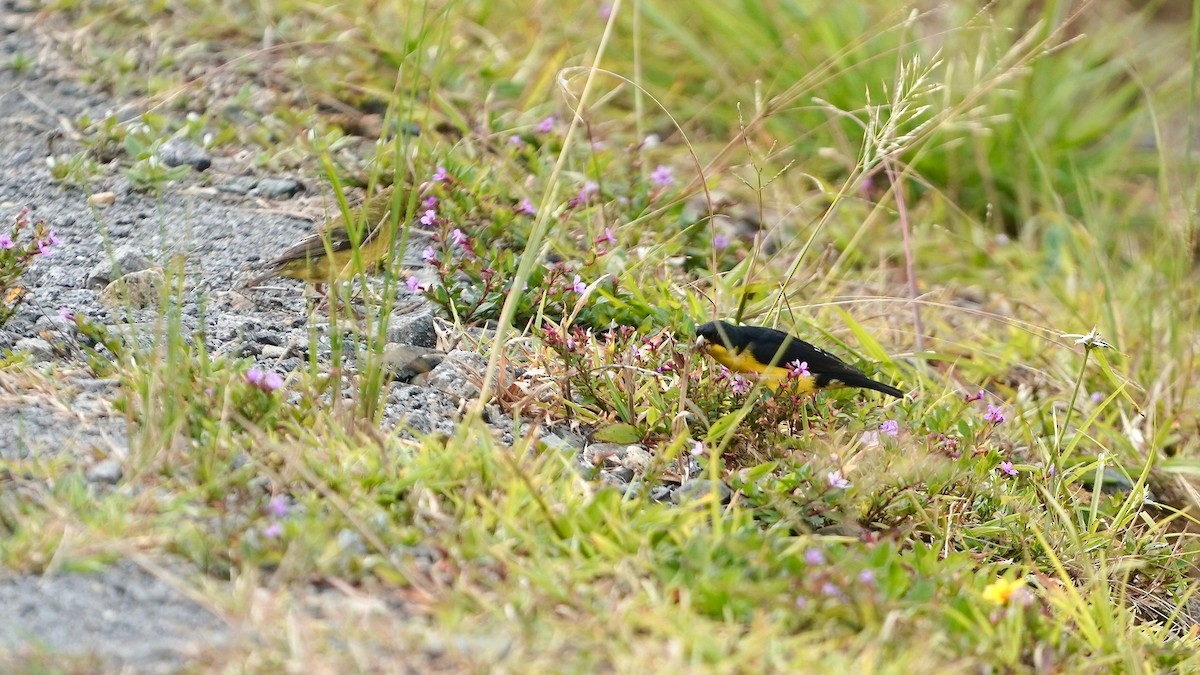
4 0 1200 670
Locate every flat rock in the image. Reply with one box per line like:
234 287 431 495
538 425 587 454
382 342 445 382
414 350 488 403
0 559 227 673
157 138 211 172
99 268 164 309
85 244 153 290
387 307 436 348
671 478 732 505
13 336 53 361
253 177 304 199
581 443 651 472
0 397 126 462
85 458 123 484
217 176 258 195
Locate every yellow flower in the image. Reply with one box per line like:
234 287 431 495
982 577 1027 605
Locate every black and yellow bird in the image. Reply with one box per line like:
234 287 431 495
695 320 904 398
245 184 409 296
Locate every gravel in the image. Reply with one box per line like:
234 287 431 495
0 559 228 673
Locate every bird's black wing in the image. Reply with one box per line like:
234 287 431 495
742 326 860 375
724 324 903 397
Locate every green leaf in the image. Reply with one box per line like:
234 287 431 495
741 461 779 483
707 410 747 444
592 423 642 445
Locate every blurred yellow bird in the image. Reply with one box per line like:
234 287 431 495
246 184 408 295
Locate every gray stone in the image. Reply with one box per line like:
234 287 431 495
85 244 153 289
157 138 211 171
649 486 674 503
582 443 651 472
384 383 461 435
414 350 488 402
217 176 258 195
602 467 635 484
617 480 644 499
386 307 436 347
13 336 54 361
254 177 304 199
0 559 227 672
617 445 653 472
86 458 123 484
261 345 291 360
538 426 586 454
0 392 128 461
672 478 732 505
99 268 165 309
0 16 23 36
381 342 444 382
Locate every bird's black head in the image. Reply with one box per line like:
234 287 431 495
695 320 739 349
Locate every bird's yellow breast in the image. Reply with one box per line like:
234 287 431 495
276 228 394 284
704 343 816 393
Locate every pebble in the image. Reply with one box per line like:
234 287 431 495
381 343 444 382
538 426 586 454
99 268 165 309
218 176 259 195
384 384 460 431
649 486 675 503
85 244 153 290
582 442 651 472
157 138 211 172
260 344 287 359
13 337 54 361
414 350 488 403
86 459 123 485
87 191 117 207
617 445 653 472
617 480 643 499
602 467 635 484
671 478 732 505
253 178 304 199
386 307 437 348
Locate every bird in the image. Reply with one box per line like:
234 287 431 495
694 320 904 398
245 184 409 297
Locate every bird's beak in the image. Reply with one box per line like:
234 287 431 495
695 335 709 351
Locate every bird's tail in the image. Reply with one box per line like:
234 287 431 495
840 373 905 398
240 269 279 290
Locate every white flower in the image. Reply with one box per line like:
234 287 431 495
1061 327 1112 351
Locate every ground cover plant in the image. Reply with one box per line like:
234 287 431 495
2 0 1200 671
